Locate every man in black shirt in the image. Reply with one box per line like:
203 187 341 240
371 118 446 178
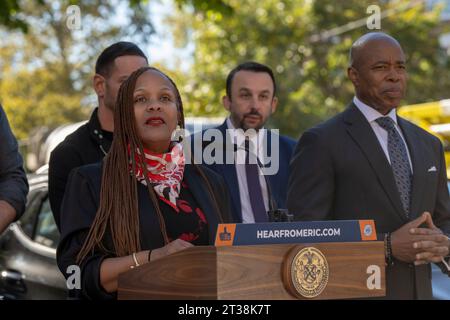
49 42 148 230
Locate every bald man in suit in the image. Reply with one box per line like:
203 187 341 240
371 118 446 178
287 32 450 299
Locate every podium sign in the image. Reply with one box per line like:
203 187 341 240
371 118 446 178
215 220 377 246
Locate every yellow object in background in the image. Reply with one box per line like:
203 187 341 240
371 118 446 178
398 99 450 178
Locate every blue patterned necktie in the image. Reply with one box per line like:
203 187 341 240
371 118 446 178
375 116 412 217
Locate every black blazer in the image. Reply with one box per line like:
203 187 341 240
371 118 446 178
287 103 450 299
57 162 233 300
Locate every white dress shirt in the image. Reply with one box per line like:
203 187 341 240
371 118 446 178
226 118 269 223
353 96 413 171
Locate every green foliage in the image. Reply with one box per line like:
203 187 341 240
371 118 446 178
0 0 449 143
174 0 233 15
0 0 154 140
169 0 450 138
0 0 230 141
0 0 43 32
0 66 87 140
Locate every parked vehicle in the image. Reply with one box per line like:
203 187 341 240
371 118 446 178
0 166 66 300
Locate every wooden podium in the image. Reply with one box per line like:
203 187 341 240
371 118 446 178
118 242 385 300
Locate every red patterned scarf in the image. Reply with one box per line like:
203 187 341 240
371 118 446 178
129 143 185 211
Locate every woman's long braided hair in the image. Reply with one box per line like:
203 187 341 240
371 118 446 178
76 66 223 264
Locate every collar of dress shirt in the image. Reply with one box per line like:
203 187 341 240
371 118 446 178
353 96 398 125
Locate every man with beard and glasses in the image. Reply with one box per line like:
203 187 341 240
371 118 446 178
49 42 148 231
192 62 295 223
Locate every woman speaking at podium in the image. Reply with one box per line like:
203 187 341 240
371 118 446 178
57 66 232 299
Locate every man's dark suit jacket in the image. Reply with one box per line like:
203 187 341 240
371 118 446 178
191 120 296 222
287 103 450 299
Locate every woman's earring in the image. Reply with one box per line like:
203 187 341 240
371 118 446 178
171 124 184 142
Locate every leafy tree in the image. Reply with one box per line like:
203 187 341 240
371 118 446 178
168 0 450 138
0 0 231 141
0 0 156 143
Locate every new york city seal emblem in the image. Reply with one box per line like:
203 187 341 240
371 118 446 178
291 247 329 298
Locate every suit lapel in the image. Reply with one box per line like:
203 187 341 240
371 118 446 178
261 131 278 209
216 120 228 136
217 163 241 221
397 117 426 219
344 103 407 221
216 123 242 221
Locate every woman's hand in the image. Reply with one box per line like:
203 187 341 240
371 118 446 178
150 239 194 262
100 239 194 293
